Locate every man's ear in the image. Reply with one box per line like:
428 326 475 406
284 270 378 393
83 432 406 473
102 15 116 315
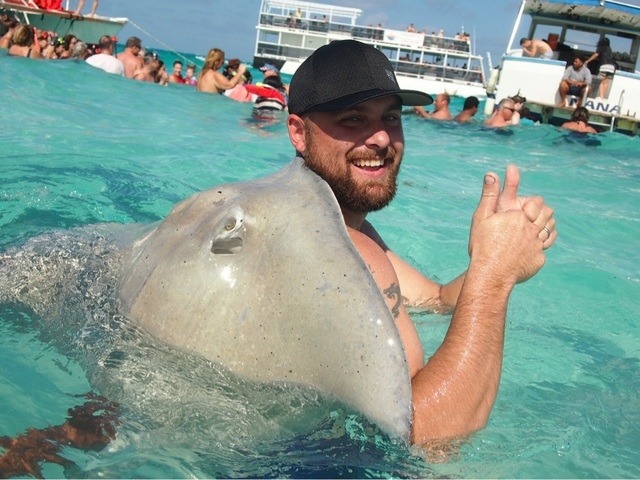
287 114 306 154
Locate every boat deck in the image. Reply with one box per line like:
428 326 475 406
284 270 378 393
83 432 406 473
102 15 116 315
526 100 640 135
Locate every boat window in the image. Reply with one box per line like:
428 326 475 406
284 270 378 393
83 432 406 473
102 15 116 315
258 31 279 44
378 46 397 60
608 35 635 72
399 49 413 62
563 29 600 52
531 25 561 47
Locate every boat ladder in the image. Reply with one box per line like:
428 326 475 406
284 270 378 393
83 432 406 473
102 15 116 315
610 89 625 133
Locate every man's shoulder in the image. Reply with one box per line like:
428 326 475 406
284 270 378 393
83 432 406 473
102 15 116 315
85 53 104 65
359 221 389 251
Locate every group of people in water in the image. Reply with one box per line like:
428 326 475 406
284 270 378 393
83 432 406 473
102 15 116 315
1 6 599 133
195 47 289 115
0 9 201 85
412 92 529 127
411 91 598 134
1 7 288 115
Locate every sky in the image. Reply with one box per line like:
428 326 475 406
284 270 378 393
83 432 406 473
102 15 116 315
95 0 640 69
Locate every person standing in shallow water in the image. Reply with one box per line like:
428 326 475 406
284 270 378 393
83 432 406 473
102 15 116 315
8 24 44 59
196 48 248 94
453 95 479 123
561 106 598 134
117 36 144 79
412 92 452 120
286 39 556 445
483 97 517 128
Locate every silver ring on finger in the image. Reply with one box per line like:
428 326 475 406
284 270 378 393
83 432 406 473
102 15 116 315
542 226 551 240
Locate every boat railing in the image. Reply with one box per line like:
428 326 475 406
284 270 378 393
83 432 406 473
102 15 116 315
255 41 317 62
392 59 483 84
260 13 357 35
259 13 472 56
422 36 470 53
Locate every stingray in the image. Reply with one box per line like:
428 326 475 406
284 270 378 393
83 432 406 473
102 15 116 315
0 158 412 442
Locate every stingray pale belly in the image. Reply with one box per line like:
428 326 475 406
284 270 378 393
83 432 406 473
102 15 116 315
118 158 412 441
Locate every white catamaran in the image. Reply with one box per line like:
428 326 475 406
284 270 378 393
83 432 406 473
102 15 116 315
253 0 486 98
486 0 640 135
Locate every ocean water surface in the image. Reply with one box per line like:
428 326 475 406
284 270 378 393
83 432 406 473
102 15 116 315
1 53 639 478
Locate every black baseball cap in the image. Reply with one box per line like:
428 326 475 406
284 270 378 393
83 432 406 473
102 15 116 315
288 40 432 115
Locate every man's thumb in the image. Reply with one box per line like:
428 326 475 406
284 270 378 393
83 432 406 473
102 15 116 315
475 172 501 219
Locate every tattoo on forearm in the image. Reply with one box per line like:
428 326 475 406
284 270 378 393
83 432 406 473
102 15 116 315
383 283 402 319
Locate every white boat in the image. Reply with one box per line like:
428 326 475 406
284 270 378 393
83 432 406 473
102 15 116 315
253 0 486 98
487 0 640 135
0 0 127 44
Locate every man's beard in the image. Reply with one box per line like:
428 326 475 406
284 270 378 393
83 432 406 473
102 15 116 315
302 123 401 214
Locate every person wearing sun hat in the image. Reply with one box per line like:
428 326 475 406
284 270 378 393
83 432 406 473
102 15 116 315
286 39 557 445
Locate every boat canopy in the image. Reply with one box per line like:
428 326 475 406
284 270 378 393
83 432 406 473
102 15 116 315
261 0 362 24
523 0 640 32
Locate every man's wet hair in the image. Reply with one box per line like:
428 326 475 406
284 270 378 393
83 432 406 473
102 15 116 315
571 106 590 123
463 96 479 110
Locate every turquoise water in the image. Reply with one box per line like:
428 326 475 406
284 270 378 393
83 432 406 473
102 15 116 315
1 51 640 478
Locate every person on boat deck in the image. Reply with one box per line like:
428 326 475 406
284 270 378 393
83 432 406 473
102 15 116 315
196 48 247 95
453 95 479 123
32 0 63 10
560 106 598 134
412 92 451 120
133 51 161 82
85 35 125 76
117 36 144 79
168 60 185 84
285 39 556 445
74 0 98 17
7 24 44 58
558 55 592 108
520 38 553 59
585 37 615 99
483 97 517 128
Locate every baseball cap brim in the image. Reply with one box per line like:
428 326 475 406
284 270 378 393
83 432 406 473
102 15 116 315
308 88 432 112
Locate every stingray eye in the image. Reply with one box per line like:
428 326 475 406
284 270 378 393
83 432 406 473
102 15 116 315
211 214 244 255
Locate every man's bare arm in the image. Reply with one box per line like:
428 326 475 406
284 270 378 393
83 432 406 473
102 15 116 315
360 221 465 312
410 170 552 443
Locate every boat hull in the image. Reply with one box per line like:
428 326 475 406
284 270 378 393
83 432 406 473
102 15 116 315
0 1 126 44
